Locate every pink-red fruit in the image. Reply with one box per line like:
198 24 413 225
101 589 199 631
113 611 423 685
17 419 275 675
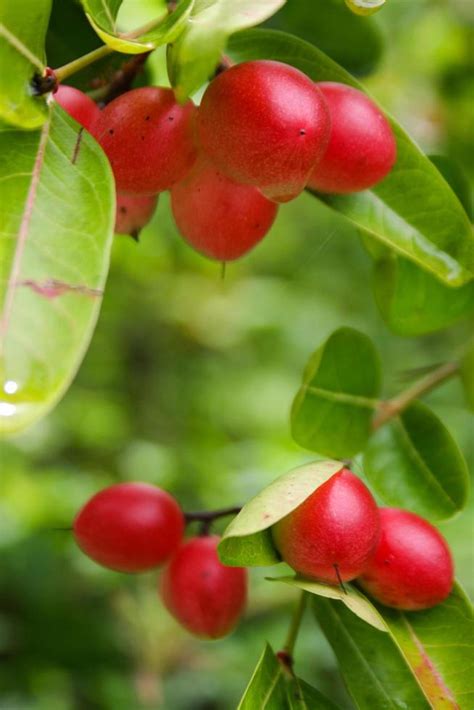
358 508 454 610
170 158 278 260
73 482 184 573
308 82 396 194
160 536 247 639
54 85 101 130
115 192 158 236
272 468 380 584
197 60 330 202
92 87 197 194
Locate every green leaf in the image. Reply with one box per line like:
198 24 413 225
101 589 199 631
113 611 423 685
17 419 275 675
286 677 340 710
168 0 285 101
237 643 287 710
291 328 381 458
313 597 432 709
268 576 387 631
218 460 343 566
266 0 383 76
364 401 469 521
228 29 474 286
82 0 194 54
0 0 52 128
381 583 474 709
0 105 115 436
460 341 474 412
429 155 473 221
344 0 385 16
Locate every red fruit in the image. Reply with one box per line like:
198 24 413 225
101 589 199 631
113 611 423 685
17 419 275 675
308 82 396 194
115 192 158 236
170 158 278 261
272 469 380 584
54 85 101 130
160 536 247 639
197 60 330 202
92 87 197 194
358 508 454 610
73 482 184 573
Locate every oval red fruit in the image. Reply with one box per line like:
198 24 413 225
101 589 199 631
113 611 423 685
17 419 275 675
272 468 380 584
73 482 184 573
308 82 396 194
160 536 247 639
358 508 454 610
115 192 158 236
54 85 101 131
197 60 330 202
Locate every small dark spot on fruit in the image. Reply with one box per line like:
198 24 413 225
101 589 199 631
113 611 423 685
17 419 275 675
168 116 174 121
254 223 260 229
120 206 127 214
201 570 211 579
145 115 150 121
384 559 390 565
108 128 114 135
299 129 306 136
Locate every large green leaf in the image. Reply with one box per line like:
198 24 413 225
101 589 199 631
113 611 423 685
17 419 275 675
82 0 194 54
0 105 115 436
218 460 343 566
286 677 340 710
291 328 381 458
363 401 469 521
237 643 287 710
168 0 285 101
0 0 52 128
228 29 474 286
313 597 431 709
268 576 386 631
266 0 383 76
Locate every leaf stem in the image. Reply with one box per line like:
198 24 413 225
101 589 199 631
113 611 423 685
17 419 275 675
281 590 307 666
55 45 114 83
184 506 242 525
372 360 459 431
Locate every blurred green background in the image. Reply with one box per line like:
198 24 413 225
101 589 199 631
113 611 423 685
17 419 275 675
1 1 473 708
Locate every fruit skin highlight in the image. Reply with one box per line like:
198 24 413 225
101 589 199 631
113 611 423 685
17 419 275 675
171 158 278 261
358 507 454 610
307 82 396 194
160 536 247 639
54 85 101 130
197 60 331 203
73 482 184 573
92 87 197 194
115 192 158 236
272 468 380 584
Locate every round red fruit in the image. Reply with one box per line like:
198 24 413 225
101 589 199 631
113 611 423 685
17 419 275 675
272 468 380 584
197 60 330 202
170 158 278 261
160 536 247 639
73 482 184 573
115 192 158 236
307 82 396 194
92 87 197 194
54 85 101 131
358 508 454 610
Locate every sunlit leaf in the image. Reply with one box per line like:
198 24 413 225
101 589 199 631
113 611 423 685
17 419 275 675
237 643 287 710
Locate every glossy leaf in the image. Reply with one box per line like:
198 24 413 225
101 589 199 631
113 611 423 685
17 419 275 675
364 401 469 521
291 328 381 458
0 0 52 128
345 0 385 16
268 576 386 631
228 30 474 286
460 341 474 412
168 0 285 102
0 106 115 436
313 597 432 709
287 677 340 710
266 0 383 76
82 0 194 54
218 460 343 566
237 643 287 710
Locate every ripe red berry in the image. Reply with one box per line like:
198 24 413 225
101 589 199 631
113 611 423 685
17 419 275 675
272 469 380 584
73 482 184 573
115 192 158 236
307 82 396 194
92 87 197 194
358 508 454 610
160 536 247 639
54 84 101 130
197 60 330 202
170 158 278 261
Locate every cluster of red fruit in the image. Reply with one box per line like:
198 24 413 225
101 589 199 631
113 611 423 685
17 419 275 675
73 482 247 639
54 59 396 258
